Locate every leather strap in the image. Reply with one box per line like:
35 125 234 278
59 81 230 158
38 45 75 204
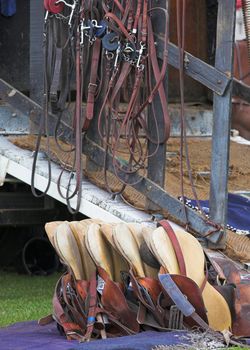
159 220 187 276
83 38 102 131
50 47 63 107
84 273 97 341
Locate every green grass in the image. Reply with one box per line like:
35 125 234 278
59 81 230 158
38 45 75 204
229 348 249 350
0 271 60 327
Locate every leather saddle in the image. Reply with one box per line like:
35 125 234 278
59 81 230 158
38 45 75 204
43 218 249 341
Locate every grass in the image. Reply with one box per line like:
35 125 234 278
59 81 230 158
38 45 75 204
0 271 60 327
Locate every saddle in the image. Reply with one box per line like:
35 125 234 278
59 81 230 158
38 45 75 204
43 218 250 343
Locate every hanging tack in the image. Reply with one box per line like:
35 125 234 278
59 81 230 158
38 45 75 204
44 0 64 14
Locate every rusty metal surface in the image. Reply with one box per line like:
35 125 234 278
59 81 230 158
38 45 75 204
168 0 208 102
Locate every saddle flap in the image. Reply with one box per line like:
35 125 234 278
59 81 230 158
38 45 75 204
98 267 139 333
159 273 209 327
45 221 63 248
128 224 158 278
233 284 250 336
149 226 179 274
69 221 96 280
85 223 114 279
100 223 129 282
112 223 145 278
55 222 85 280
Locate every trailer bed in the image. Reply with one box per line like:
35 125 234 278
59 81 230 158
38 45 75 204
0 135 151 224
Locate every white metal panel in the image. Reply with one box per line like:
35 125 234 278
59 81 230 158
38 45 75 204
0 136 152 224
0 156 9 186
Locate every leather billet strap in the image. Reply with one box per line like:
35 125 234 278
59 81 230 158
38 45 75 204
83 38 102 131
49 47 63 107
128 269 171 329
159 219 208 293
31 14 52 199
52 274 87 340
84 273 98 341
159 220 187 276
52 268 140 340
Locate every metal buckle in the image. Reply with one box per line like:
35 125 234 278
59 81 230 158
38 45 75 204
168 305 184 330
88 83 97 93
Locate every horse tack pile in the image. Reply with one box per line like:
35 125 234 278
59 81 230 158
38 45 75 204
42 218 250 344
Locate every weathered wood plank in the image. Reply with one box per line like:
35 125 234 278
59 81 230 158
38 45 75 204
209 0 236 241
146 0 168 211
156 40 230 96
0 79 224 243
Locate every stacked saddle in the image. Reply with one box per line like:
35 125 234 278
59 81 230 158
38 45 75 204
43 219 249 341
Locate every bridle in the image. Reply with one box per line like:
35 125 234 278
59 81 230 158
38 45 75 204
31 0 171 211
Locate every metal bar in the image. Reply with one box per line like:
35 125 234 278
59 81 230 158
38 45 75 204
82 137 224 245
233 78 250 103
209 0 236 239
156 39 230 96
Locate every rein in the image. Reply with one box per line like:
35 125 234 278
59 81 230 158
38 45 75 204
176 1 222 235
31 0 171 209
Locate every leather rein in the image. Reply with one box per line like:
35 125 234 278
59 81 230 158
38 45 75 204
31 0 171 211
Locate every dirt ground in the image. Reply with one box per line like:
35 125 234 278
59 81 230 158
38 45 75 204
165 137 250 199
10 135 250 202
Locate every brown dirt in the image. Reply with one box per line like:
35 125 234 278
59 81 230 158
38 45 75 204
165 137 250 199
10 135 250 200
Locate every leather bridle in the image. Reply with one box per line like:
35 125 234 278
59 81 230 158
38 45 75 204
31 0 171 210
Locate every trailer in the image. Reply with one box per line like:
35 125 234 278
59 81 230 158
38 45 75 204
0 1 250 348
0 0 248 246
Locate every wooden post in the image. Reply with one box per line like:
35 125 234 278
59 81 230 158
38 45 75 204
146 0 168 211
209 0 236 244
